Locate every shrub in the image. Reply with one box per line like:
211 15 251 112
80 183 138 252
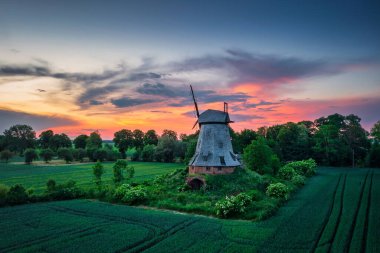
0 150 13 163
278 165 296 180
47 180 83 200
57 148 73 163
114 184 147 204
7 184 28 205
292 175 306 186
24 148 38 164
285 159 317 177
266 183 289 199
215 193 252 218
126 166 135 180
46 179 56 192
93 162 104 187
271 155 281 175
40 148 55 163
113 160 127 184
0 184 9 206
121 186 147 204
243 137 275 174
114 183 131 200
106 149 119 161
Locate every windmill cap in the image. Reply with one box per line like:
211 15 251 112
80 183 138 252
198 109 232 124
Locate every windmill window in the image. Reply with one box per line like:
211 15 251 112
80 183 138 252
206 167 210 171
220 156 226 165
217 167 222 171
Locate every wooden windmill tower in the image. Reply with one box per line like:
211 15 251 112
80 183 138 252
188 85 240 180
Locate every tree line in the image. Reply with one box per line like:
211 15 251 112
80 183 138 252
0 113 379 167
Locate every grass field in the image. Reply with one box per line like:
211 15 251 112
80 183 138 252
0 167 378 252
0 161 184 193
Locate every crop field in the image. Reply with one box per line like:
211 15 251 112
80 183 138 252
0 161 183 193
0 167 378 252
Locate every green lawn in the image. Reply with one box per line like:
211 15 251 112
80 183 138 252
0 161 184 193
0 167 379 252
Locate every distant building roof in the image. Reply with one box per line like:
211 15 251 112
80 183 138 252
198 109 231 124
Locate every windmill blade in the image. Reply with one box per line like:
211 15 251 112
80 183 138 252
192 119 199 129
190 85 200 118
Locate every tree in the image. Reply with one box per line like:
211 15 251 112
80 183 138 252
73 134 88 149
161 129 177 140
92 162 104 187
141 144 156 162
0 150 13 163
50 133 72 151
371 120 380 141
143 130 158 145
93 149 108 162
86 131 102 149
155 136 176 162
38 130 54 149
0 135 6 152
72 148 87 162
4 125 36 154
40 149 54 163
57 148 74 163
113 160 127 185
277 122 310 161
233 129 258 154
113 129 133 159
243 137 276 174
367 141 380 167
133 129 144 149
24 148 38 164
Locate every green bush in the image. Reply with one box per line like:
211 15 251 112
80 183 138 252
46 180 83 200
93 149 108 162
141 144 156 162
40 148 55 163
0 150 13 163
24 148 38 164
291 175 306 186
57 148 73 163
93 162 104 187
7 184 28 205
121 185 147 204
215 193 252 218
46 179 56 192
243 137 276 174
266 183 289 199
285 159 317 177
113 160 127 184
0 184 9 206
114 184 147 204
278 165 296 180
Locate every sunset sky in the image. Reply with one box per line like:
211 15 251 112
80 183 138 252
1 0 380 139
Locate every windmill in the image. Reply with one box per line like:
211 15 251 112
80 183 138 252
187 85 240 188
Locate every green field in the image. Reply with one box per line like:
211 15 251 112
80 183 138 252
0 167 379 252
0 161 184 193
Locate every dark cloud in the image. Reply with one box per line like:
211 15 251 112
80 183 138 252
111 97 160 108
136 82 252 108
246 100 280 108
105 72 162 86
89 100 104 105
0 109 78 132
231 114 264 122
136 83 186 97
77 86 120 105
0 63 122 86
170 49 379 85
150 110 172 113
